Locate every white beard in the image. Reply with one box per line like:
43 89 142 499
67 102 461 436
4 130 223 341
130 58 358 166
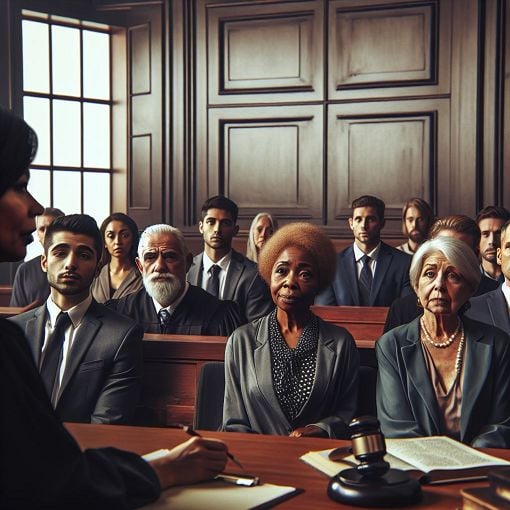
144 272 182 308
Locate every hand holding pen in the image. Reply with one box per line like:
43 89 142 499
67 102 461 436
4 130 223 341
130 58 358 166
180 424 244 470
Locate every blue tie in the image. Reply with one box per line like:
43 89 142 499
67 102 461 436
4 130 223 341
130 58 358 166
158 309 171 333
359 255 373 306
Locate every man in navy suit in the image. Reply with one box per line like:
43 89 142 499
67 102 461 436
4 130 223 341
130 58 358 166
187 195 272 322
466 218 510 334
10 214 143 424
316 195 412 306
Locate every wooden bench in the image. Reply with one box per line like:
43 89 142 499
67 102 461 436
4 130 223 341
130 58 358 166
0 306 25 318
0 285 13 307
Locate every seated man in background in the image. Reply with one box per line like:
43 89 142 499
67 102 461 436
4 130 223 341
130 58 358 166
10 214 143 424
396 197 434 255
107 224 241 336
384 214 500 332
466 218 510 334
10 206 64 307
316 195 412 306
187 195 273 322
476 205 510 283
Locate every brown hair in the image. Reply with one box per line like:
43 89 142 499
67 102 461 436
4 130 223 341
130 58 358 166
401 198 434 237
429 215 480 249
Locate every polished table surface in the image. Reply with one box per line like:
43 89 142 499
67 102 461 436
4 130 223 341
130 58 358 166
66 423 510 509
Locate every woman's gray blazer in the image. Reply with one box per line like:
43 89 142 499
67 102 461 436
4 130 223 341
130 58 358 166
376 316 510 448
222 313 359 438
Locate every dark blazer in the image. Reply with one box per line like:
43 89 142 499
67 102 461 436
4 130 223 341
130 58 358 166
315 242 412 306
9 300 143 424
465 287 510 334
1 318 159 508
10 255 50 307
187 249 272 323
383 274 501 333
107 285 242 336
376 316 510 448
222 313 359 438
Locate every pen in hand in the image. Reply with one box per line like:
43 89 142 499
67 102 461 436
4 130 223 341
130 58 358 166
180 424 244 471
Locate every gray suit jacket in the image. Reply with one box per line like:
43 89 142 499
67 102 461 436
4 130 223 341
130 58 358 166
222 314 359 438
9 300 143 424
465 287 510 335
187 249 272 323
376 316 510 448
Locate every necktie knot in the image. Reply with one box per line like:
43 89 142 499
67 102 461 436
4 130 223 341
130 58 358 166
158 309 171 332
362 255 371 268
54 311 71 331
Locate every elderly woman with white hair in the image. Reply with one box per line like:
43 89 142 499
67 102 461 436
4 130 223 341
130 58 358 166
377 236 510 448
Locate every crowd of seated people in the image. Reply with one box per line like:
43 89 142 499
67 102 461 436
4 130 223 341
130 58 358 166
3 107 510 506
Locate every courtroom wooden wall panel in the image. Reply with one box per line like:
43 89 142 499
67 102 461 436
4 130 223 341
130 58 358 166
328 0 451 100
206 0 323 104
327 98 450 234
208 105 324 220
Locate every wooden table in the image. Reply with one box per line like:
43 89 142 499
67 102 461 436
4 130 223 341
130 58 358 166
66 423 510 509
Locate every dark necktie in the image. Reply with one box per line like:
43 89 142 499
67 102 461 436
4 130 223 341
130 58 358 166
158 308 171 333
40 312 71 406
359 255 373 306
205 264 221 298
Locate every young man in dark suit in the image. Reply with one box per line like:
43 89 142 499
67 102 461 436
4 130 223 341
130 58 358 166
316 195 412 306
466 218 510 334
10 214 143 424
187 195 272 323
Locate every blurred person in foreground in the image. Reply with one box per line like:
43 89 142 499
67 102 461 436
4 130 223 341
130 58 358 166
0 107 227 508
377 236 510 448
223 222 359 438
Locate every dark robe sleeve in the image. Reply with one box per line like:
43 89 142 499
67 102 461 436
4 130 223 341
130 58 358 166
0 319 160 509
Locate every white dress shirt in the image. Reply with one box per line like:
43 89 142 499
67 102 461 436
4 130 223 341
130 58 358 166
201 251 232 299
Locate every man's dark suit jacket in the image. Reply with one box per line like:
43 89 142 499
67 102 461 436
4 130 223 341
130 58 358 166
10 255 50 307
465 287 510 334
315 242 412 306
9 300 143 424
1 318 159 508
106 284 242 336
383 274 500 333
377 316 510 448
187 249 273 323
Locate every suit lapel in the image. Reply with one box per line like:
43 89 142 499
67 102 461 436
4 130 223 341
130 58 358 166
187 253 203 286
253 318 289 426
223 251 243 301
25 307 47 367
460 323 491 441
57 301 102 402
401 333 442 433
371 244 391 306
487 290 510 332
341 247 360 304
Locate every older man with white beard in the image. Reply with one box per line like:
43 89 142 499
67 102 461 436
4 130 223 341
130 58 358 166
106 224 241 336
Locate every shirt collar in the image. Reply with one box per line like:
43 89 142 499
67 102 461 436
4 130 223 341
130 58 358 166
352 242 381 263
202 251 231 273
46 293 92 328
152 281 190 315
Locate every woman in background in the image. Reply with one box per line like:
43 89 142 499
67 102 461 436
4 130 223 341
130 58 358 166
246 212 278 263
224 222 359 438
92 212 143 302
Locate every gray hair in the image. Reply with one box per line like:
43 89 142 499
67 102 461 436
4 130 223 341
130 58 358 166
410 237 481 293
137 224 188 258
246 212 278 263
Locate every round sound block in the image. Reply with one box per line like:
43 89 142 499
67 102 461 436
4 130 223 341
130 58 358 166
327 468 422 507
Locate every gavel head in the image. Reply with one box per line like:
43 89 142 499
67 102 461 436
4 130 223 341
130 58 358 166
349 416 390 479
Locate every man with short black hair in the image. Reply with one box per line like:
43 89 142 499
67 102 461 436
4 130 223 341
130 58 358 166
187 195 272 322
316 195 412 306
10 214 143 424
107 223 241 335
476 205 510 283
10 206 64 307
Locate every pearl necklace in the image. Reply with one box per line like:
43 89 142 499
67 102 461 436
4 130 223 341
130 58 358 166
420 317 461 348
